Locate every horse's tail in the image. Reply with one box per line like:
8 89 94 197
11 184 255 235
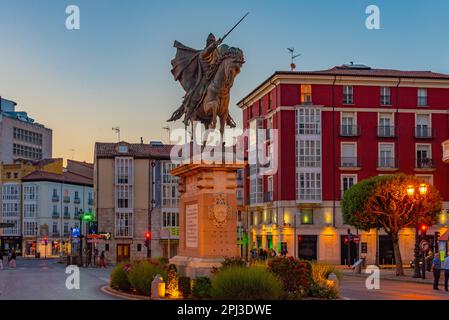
167 106 184 122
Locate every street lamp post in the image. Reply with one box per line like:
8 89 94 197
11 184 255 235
407 184 428 279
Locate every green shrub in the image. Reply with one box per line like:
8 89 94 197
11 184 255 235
127 260 167 296
267 257 312 299
192 277 212 298
309 262 341 299
211 266 283 300
178 276 191 298
221 256 247 269
110 263 131 292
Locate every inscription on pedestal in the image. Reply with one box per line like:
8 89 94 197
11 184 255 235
185 204 198 248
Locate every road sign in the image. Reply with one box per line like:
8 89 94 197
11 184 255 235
98 232 112 240
353 235 360 243
420 240 430 252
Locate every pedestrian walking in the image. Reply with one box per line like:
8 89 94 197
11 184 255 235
7 249 12 268
94 249 99 267
432 254 441 290
99 251 105 268
444 255 449 292
0 250 3 270
9 249 16 269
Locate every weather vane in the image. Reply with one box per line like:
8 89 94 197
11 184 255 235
287 47 301 71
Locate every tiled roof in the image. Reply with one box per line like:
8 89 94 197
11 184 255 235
237 65 449 106
67 159 94 169
13 158 62 166
95 142 174 159
278 66 449 79
22 170 93 186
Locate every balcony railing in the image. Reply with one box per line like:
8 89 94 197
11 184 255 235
415 158 435 169
52 212 60 219
63 196 70 203
88 198 94 206
52 195 60 202
339 157 361 168
377 126 397 138
74 197 81 204
415 127 435 139
264 191 273 202
339 125 360 137
63 214 71 220
418 97 427 107
52 232 60 237
377 157 398 169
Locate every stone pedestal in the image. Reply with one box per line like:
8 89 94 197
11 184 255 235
169 163 243 277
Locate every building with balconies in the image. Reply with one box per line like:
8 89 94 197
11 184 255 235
94 141 180 263
238 63 449 265
21 164 93 257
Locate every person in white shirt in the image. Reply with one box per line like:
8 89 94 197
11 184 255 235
444 255 449 292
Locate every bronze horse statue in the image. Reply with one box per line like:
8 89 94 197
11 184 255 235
191 47 244 136
168 36 244 140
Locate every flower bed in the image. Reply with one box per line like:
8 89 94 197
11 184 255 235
109 256 340 300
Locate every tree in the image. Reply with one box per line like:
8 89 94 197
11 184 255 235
342 174 442 276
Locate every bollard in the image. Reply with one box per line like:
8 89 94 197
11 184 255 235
151 274 166 300
327 272 339 293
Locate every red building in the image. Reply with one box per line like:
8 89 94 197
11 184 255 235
238 63 449 265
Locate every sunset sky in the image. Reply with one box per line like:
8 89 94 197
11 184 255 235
0 0 448 162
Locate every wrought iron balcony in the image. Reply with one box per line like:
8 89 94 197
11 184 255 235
377 126 397 138
264 191 273 202
415 127 435 139
52 212 60 219
74 197 81 204
63 196 70 203
88 198 94 206
339 157 361 169
63 213 71 220
377 157 398 170
52 195 60 202
339 125 360 137
415 158 435 170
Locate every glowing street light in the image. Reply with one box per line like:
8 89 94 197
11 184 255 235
419 183 428 196
406 185 415 197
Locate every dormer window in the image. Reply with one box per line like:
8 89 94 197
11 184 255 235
118 145 128 154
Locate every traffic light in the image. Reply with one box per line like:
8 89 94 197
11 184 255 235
419 223 429 235
144 231 151 247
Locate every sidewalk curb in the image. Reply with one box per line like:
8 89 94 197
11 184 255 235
101 286 150 300
342 272 440 286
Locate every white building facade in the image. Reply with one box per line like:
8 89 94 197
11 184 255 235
22 175 93 257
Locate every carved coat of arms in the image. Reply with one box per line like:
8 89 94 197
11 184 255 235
209 193 232 228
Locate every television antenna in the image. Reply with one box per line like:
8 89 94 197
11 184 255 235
287 47 301 71
162 126 171 144
112 126 121 142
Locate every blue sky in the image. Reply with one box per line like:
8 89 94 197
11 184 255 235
0 0 448 161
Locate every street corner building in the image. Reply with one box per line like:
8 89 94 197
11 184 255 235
238 63 449 265
94 141 182 264
0 158 94 257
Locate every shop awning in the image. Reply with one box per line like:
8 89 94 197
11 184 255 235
440 230 449 241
